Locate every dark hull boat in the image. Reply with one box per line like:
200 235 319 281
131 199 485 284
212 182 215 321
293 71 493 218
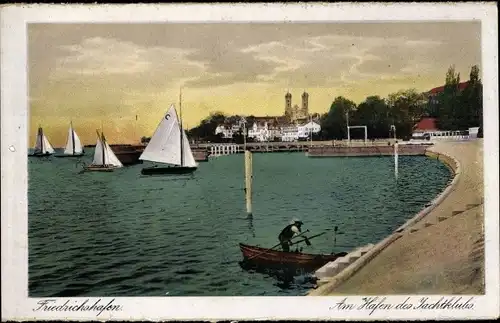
54 153 85 158
84 164 117 172
28 152 52 158
141 165 196 175
239 243 347 271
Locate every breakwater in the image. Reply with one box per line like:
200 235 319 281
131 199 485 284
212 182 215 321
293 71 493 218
307 144 429 157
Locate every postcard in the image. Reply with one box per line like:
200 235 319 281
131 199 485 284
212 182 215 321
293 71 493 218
1 2 499 321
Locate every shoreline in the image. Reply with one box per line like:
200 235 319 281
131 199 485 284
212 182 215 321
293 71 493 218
309 140 483 295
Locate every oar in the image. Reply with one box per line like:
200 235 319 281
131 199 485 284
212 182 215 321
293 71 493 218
290 231 326 246
246 230 310 260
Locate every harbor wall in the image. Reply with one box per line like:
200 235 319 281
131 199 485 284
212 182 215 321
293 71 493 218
308 141 481 296
307 144 428 157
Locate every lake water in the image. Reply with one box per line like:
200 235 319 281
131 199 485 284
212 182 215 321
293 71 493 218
28 150 451 296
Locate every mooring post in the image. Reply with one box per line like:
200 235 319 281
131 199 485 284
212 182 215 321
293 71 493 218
245 150 253 216
394 142 399 179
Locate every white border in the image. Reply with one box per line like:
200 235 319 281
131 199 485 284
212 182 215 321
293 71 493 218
1 3 498 321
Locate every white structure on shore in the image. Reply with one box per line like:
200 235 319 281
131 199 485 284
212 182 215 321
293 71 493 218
411 117 480 142
298 121 321 138
215 119 321 143
248 122 270 142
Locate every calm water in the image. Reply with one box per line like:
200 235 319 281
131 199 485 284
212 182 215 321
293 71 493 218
28 150 451 296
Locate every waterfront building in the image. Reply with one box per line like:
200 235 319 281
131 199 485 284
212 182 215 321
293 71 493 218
427 81 469 104
248 121 270 142
281 125 299 142
215 125 234 139
297 121 321 139
411 117 479 142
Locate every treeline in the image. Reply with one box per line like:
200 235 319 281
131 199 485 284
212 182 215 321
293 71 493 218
319 65 483 140
187 113 250 143
146 64 482 143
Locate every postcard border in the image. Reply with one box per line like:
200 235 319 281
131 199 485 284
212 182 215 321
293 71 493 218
1 3 499 321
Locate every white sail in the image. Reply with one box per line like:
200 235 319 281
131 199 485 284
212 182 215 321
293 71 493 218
34 131 43 153
91 132 123 168
33 127 54 154
42 135 55 154
63 124 83 155
92 134 105 165
139 105 183 166
103 141 123 168
181 128 197 168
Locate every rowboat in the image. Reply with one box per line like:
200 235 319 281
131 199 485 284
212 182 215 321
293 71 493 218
239 243 347 270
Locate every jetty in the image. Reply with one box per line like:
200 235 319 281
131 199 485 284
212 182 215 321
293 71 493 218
101 139 429 164
309 140 484 295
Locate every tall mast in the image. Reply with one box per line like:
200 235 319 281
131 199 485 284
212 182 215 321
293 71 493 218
101 132 106 166
40 126 44 154
179 87 184 167
70 121 75 155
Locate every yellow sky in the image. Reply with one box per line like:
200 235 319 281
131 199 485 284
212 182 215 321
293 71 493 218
28 22 481 146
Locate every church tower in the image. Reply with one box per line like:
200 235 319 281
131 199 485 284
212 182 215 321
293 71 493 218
284 91 293 121
301 91 309 118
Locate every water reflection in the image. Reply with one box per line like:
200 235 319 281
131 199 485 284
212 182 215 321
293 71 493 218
239 260 317 290
247 214 256 238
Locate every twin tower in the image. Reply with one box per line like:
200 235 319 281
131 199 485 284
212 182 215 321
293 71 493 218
284 91 309 122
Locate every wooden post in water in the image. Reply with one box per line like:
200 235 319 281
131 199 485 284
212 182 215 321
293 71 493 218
245 150 253 216
394 142 399 179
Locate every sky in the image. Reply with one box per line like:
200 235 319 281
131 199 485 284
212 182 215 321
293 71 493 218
28 22 481 146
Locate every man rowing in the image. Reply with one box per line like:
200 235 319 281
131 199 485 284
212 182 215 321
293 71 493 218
278 220 304 252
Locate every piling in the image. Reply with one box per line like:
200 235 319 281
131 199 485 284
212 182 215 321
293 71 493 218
244 150 253 216
394 142 399 179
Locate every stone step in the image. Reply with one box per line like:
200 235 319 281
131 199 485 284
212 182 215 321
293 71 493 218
438 216 448 222
452 210 463 216
314 244 374 280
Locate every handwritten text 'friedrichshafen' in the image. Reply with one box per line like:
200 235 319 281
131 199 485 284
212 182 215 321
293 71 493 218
329 297 475 315
33 299 123 316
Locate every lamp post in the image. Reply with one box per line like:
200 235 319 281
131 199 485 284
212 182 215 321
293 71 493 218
346 110 350 145
390 124 397 141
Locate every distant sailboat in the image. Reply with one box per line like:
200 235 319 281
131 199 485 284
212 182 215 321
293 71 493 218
55 122 85 157
29 126 55 157
140 101 198 175
84 130 123 172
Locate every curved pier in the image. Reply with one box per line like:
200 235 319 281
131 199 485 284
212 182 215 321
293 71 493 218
309 140 484 295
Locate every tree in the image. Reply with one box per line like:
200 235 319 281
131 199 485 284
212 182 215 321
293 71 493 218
188 111 227 142
320 96 356 139
387 89 427 139
351 96 390 139
437 65 462 130
459 65 482 130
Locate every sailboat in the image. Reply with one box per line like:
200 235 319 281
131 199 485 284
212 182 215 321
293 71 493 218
29 126 55 157
84 130 123 172
55 122 85 157
140 97 198 175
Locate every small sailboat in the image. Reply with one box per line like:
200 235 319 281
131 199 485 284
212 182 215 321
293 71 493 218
55 122 85 157
84 130 123 172
29 126 55 157
140 98 198 175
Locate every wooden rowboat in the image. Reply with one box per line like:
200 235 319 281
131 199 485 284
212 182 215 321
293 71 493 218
239 243 347 270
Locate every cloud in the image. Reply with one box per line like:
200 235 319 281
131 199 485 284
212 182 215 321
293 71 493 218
56 36 204 78
182 41 285 88
232 34 456 88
